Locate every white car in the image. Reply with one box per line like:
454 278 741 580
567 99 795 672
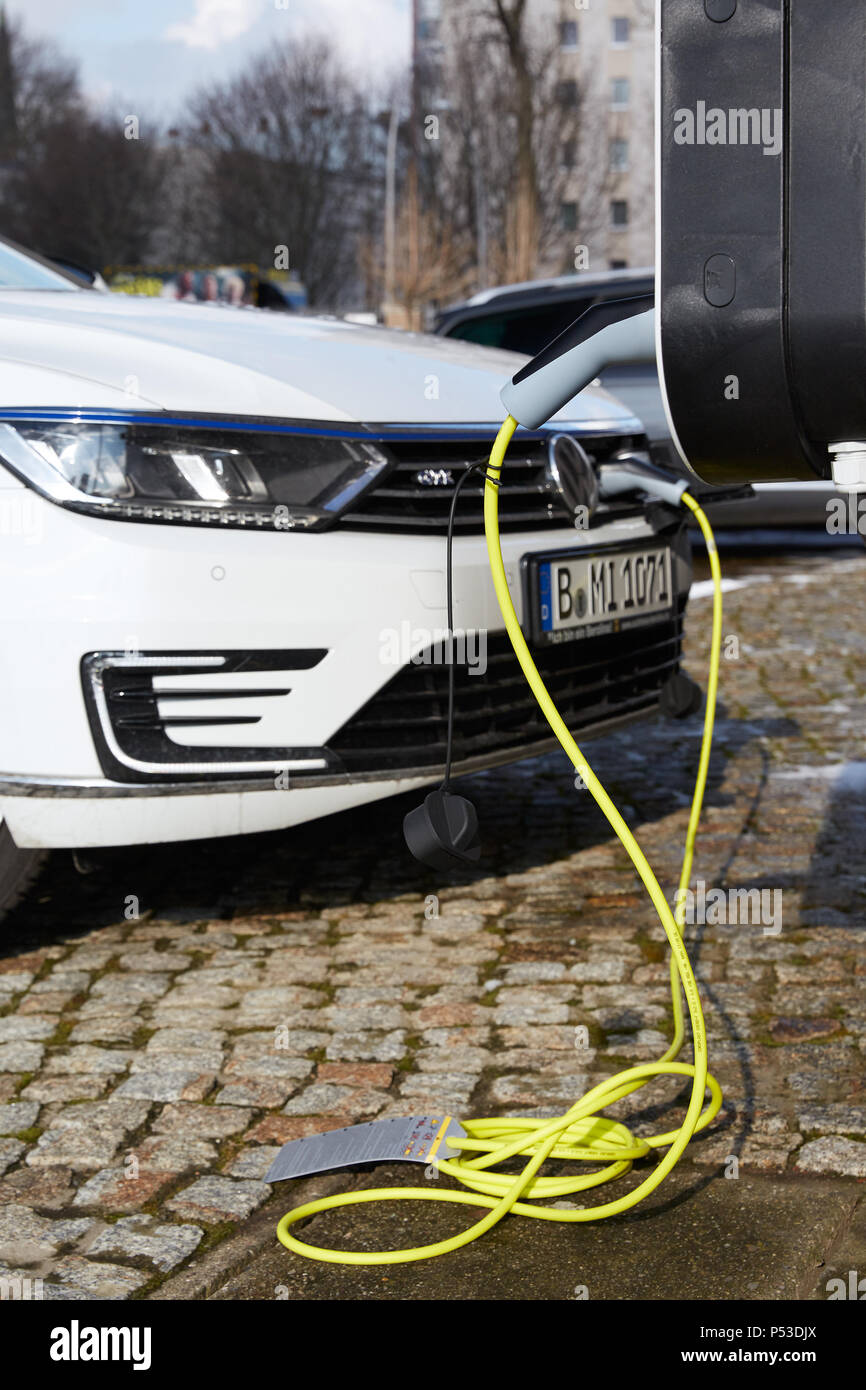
0 238 695 917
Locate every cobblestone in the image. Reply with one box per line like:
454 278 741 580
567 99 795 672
88 1215 203 1271
0 1164 75 1209
114 1071 216 1103
72 1168 177 1213
281 1082 389 1118
0 549 863 1296
128 1135 217 1175
0 1102 39 1134
0 1139 25 1175
42 1046 131 1076
90 974 173 1006
151 1103 253 1138
224 1146 280 1179
0 1042 45 1072
165 1176 270 1223
796 1137 866 1177
0 1204 94 1263
36 1254 150 1299
31 971 90 995
20 1076 109 1103
48 1098 151 1136
0 1017 56 1042
798 1104 866 1135
26 1127 125 1172
67 1019 141 1045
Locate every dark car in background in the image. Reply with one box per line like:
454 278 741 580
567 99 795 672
436 268 842 532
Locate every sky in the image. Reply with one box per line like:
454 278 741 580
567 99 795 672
4 0 411 116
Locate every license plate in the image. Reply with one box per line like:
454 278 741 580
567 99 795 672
529 544 674 642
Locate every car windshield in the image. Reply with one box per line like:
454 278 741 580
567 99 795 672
448 302 592 355
0 240 80 291
445 283 653 356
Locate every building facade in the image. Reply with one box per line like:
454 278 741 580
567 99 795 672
414 0 654 281
557 0 654 272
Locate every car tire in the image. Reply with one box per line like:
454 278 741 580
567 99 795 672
0 820 48 921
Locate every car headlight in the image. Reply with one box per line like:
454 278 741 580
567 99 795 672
0 419 391 530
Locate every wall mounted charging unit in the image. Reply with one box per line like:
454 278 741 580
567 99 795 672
657 0 866 491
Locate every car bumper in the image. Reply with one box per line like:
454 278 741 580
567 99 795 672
0 485 691 848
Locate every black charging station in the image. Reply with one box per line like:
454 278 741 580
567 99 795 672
658 0 866 488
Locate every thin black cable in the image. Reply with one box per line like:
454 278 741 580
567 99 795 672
442 463 502 789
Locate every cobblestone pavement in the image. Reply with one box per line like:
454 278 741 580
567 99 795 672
1 544 865 1299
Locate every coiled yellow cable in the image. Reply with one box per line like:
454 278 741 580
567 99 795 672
276 414 724 1265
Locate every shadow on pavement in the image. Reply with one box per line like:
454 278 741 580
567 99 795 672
4 711 799 954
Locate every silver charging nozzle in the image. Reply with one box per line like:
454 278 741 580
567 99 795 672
500 296 656 431
598 450 688 507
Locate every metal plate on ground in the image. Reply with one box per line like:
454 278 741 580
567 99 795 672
264 1115 467 1183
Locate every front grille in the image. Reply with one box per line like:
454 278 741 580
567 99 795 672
329 603 686 774
340 432 644 533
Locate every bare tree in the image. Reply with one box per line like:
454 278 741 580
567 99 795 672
5 111 171 268
183 36 376 309
489 0 537 282
362 174 474 329
0 11 170 268
0 9 80 160
415 1 595 291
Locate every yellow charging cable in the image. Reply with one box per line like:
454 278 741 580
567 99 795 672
276 414 724 1265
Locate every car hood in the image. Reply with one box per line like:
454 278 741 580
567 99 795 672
0 290 641 431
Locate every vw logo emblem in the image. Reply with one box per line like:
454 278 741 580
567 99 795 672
415 467 454 487
545 434 598 522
